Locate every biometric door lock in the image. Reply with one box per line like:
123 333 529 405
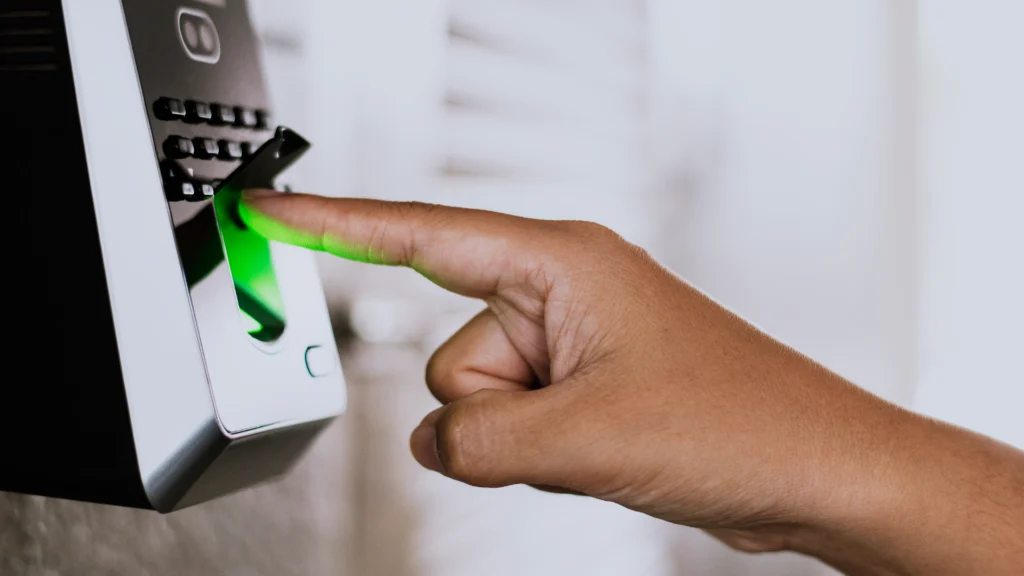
2 0 346 512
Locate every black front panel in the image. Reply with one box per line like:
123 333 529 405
120 0 273 204
121 1 291 345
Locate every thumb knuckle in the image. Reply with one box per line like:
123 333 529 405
438 390 507 486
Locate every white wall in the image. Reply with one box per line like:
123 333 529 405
647 0 916 405
645 0 1024 454
913 0 1024 449
646 1 918 574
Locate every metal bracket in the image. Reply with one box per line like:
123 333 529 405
216 126 311 193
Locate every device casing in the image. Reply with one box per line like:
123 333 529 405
2 0 346 512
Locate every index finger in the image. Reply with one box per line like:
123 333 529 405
238 190 545 298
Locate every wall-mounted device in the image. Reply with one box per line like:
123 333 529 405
2 0 346 512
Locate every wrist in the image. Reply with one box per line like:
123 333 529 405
791 405 1024 575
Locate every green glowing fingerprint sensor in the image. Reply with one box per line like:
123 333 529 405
214 188 287 343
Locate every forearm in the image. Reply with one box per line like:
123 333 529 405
678 288 1024 574
797 407 1024 575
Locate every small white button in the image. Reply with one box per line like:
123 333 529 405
304 346 336 378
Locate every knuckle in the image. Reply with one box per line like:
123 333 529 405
365 221 391 263
439 391 503 485
560 219 596 234
425 350 458 402
548 220 631 270
560 220 624 247
392 200 428 219
389 201 449 264
409 201 454 231
624 242 655 265
367 202 420 264
424 350 444 387
395 201 443 224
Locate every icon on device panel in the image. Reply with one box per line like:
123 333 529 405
176 7 221 64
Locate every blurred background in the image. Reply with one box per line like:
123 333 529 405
2 0 1022 574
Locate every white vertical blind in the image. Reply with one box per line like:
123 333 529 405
417 7 677 573
438 0 654 248
272 0 657 343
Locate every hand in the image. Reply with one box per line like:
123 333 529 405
240 190 1024 575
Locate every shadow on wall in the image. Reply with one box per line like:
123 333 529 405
0 337 438 576
0 359 358 576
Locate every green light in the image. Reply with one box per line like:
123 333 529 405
215 187 287 342
239 309 263 334
239 198 395 265
237 200 323 252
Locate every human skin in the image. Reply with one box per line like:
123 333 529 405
240 190 1024 575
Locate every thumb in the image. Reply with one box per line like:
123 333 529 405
239 190 552 299
410 388 581 489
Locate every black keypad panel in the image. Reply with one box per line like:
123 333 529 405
185 100 213 124
219 140 244 160
210 103 237 126
153 95 272 202
155 97 187 122
235 107 258 129
193 138 220 159
164 136 195 159
168 175 235 203
166 181 197 202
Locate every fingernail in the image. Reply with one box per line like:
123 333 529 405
241 188 279 201
411 422 446 475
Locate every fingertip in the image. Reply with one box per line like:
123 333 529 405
238 188 282 225
241 188 279 201
410 409 447 475
238 190 324 250
238 188 288 225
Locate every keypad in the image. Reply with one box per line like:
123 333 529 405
219 140 244 160
165 181 197 202
210 103 236 126
155 97 187 121
164 136 195 159
193 137 220 159
235 107 258 129
185 100 213 124
153 96 271 202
